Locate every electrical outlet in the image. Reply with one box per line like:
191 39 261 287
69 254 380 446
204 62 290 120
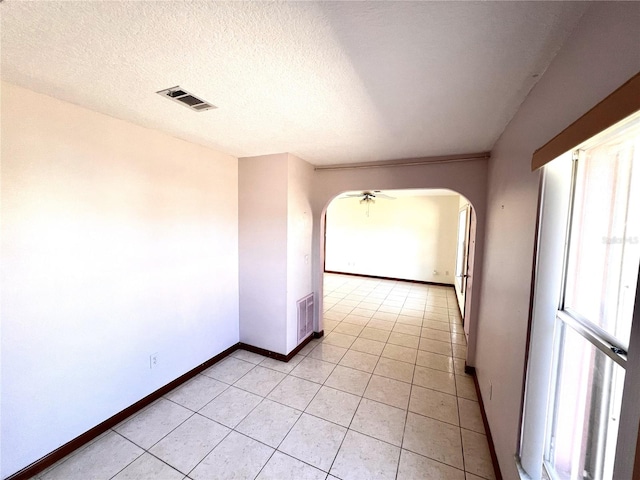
433 270 438 275
150 353 158 369
446 270 449 276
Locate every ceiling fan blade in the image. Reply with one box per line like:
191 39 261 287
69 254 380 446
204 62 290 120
375 193 396 199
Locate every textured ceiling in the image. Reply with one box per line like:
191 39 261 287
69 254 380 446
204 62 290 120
1 1 588 165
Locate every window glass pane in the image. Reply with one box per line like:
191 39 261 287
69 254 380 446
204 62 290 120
564 123 640 346
547 324 625 480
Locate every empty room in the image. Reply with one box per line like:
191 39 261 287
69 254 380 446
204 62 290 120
2 2 640 480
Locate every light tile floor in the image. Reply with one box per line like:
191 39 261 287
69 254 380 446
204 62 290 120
34 274 496 480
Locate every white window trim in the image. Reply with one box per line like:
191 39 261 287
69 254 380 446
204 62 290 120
519 113 640 479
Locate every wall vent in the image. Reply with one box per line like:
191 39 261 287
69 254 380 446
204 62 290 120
297 293 314 343
156 86 217 112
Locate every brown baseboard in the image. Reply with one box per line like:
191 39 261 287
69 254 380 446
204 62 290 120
6 343 241 480
7 331 323 480
6 333 324 480
6 334 324 480
469 368 503 480
238 331 320 362
238 342 289 361
324 270 454 288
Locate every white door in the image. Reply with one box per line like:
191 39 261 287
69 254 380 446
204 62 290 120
454 205 471 317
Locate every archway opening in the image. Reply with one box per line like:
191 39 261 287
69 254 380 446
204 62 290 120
317 187 478 358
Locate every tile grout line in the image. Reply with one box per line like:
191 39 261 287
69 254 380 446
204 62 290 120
105 430 147 480
325 296 385 477
121 392 248 479
186 365 287 478
324 284 402 478
324 275 480 478
110 428 200 479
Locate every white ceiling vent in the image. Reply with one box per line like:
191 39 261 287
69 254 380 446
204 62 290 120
156 86 217 112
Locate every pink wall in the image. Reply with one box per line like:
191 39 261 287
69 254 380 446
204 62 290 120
1 83 239 478
239 154 289 353
238 153 315 355
475 3 640 477
286 154 315 352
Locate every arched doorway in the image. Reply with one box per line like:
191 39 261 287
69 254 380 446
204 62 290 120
313 165 486 366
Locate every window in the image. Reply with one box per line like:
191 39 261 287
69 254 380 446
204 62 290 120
519 112 640 480
546 323 625 479
563 128 640 348
545 117 639 480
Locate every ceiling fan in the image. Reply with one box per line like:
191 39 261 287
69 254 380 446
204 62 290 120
340 190 396 216
341 190 396 204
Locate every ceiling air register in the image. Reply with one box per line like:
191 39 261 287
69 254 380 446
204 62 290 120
156 86 217 111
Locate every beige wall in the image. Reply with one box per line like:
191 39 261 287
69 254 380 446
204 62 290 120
475 3 640 478
1 83 239 477
325 194 459 284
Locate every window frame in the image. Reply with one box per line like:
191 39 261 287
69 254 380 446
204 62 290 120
518 111 640 480
555 149 629 366
542 120 639 478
